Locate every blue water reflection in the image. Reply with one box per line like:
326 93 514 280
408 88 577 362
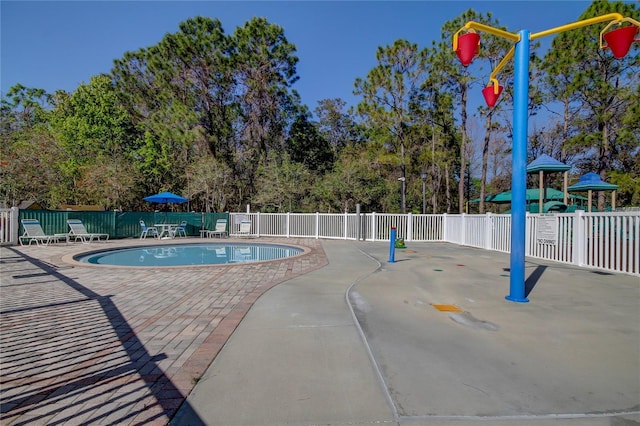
76 243 303 267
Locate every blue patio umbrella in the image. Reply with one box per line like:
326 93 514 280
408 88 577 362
143 192 188 222
143 191 188 204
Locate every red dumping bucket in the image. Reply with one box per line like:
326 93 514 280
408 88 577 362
456 33 480 66
603 26 638 59
482 85 503 108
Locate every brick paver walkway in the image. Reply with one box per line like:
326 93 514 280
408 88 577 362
0 238 327 425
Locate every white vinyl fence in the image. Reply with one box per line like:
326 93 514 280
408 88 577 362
2 207 637 276
229 210 639 276
0 207 19 246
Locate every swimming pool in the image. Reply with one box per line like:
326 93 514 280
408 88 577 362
75 243 304 267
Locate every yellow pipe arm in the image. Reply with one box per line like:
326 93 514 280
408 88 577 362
530 13 625 40
489 45 515 84
455 13 636 50
452 22 517 53
463 21 520 42
453 13 638 83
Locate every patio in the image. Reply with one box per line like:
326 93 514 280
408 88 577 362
1 238 638 425
0 238 327 425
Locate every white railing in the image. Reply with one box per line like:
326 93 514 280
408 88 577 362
0 207 19 246
229 210 639 276
581 212 639 274
3 207 636 276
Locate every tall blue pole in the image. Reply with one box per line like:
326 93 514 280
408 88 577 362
506 29 530 303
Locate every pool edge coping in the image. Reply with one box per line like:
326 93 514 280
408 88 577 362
59 238 314 270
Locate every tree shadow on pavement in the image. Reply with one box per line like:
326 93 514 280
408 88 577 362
0 248 204 425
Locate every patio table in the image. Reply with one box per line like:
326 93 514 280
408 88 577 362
154 224 178 239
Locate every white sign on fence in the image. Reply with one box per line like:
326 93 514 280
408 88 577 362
536 215 558 245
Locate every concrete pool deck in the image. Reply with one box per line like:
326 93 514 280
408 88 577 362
1 238 639 425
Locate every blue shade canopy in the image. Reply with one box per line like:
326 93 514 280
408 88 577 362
143 191 188 204
526 154 570 173
568 173 618 191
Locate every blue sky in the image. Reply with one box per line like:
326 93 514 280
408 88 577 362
2 1 592 113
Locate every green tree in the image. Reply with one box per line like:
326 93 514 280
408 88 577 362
314 98 362 154
313 145 387 213
48 75 139 208
287 111 333 173
186 156 236 212
0 85 60 207
431 9 506 213
233 17 300 171
613 82 640 206
412 88 459 213
111 16 302 209
112 17 235 198
252 152 310 212
0 127 64 208
470 12 521 214
0 84 51 131
354 39 429 213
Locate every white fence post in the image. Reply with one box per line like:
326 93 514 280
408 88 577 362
407 213 413 242
286 212 290 238
442 213 447 242
633 214 640 274
256 212 260 237
0 207 19 245
12 207 19 244
315 212 319 239
461 213 466 246
485 212 493 250
573 210 586 267
372 212 377 241
525 211 531 257
344 211 348 239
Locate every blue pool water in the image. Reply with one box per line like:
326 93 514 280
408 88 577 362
75 243 303 267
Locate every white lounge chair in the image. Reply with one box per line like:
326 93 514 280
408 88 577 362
207 219 228 238
20 219 62 246
67 219 109 243
238 220 252 238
